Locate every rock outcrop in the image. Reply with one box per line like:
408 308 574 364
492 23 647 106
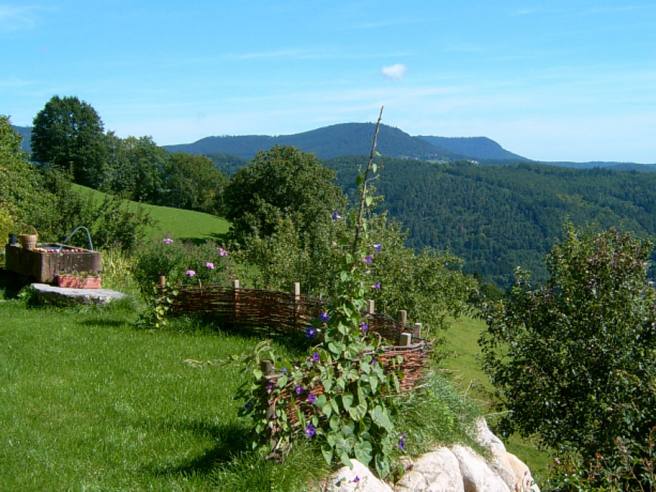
323 419 539 492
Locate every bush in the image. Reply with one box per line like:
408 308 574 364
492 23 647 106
481 226 656 490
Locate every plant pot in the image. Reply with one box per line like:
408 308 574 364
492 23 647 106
19 234 38 250
55 274 102 289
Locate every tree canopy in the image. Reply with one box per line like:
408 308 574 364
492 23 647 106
31 96 107 187
223 146 345 244
481 226 656 489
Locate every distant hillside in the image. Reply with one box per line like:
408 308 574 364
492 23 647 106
164 123 461 161
416 135 530 162
326 157 656 286
11 125 31 154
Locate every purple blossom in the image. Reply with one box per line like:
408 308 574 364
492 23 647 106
319 311 330 323
266 382 274 394
373 243 382 252
205 262 215 270
295 385 304 395
185 269 196 278
305 423 316 438
218 247 229 257
162 237 174 245
307 393 317 404
363 255 373 265
371 357 378 366
311 352 320 363
331 211 342 221
398 433 407 451
305 326 317 339
371 281 381 290
352 476 361 483
359 321 369 334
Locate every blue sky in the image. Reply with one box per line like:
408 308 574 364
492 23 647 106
1 0 655 162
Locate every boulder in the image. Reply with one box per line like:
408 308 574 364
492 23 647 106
395 447 464 492
505 452 540 492
451 445 511 492
29 283 127 306
324 459 393 492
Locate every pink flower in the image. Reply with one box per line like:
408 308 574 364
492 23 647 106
185 269 196 277
218 247 229 257
162 237 174 245
206 262 215 270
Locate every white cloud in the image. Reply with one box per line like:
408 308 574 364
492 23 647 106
381 64 407 80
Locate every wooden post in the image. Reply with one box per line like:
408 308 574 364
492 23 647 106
399 309 407 326
413 323 422 338
158 275 166 289
399 332 412 346
292 282 301 328
367 299 375 315
233 279 240 322
261 360 276 420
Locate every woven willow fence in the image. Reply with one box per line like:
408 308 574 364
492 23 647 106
163 278 431 392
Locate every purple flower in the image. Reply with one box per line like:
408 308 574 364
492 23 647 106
319 311 330 323
398 433 406 451
205 261 215 270
307 393 317 404
363 255 373 265
371 357 378 366
185 269 196 278
359 321 369 334
266 382 274 393
305 326 317 339
218 247 229 257
305 423 316 438
162 237 174 245
295 385 304 395
371 281 381 290
331 211 342 221
352 476 361 483
373 243 382 252
311 352 320 363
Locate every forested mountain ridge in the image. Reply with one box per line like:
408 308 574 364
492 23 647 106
416 135 530 162
164 123 462 160
326 157 656 286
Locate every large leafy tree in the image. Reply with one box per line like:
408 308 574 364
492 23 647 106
164 153 228 214
31 96 107 187
481 226 656 489
223 146 345 244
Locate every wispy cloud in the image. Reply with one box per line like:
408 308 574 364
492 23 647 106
0 4 43 31
381 64 407 80
511 4 649 17
349 17 434 30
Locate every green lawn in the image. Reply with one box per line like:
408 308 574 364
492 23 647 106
0 301 328 491
73 184 230 241
443 315 551 480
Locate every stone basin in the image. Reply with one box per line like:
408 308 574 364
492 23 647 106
5 243 102 283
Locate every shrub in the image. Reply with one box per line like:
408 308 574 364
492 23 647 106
481 226 656 490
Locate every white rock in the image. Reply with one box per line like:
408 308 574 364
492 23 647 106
30 283 127 305
324 459 393 492
473 419 516 490
451 445 510 492
505 452 540 492
395 447 464 492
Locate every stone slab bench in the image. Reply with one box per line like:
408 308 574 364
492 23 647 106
30 283 127 306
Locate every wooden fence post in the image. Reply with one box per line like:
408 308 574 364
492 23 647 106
399 310 407 331
292 282 301 328
158 275 166 289
413 322 422 338
233 279 240 322
367 299 375 315
399 332 412 346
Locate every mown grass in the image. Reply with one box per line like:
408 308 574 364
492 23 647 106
0 300 332 491
443 315 551 480
73 184 230 241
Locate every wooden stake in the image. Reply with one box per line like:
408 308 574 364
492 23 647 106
292 282 301 327
413 323 422 338
367 299 375 315
158 275 166 289
233 279 240 321
399 332 412 346
399 309 407 326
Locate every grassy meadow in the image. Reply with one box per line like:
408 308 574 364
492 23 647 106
73 184 230 241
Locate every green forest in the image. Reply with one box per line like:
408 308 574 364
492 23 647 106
326 157 656 286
